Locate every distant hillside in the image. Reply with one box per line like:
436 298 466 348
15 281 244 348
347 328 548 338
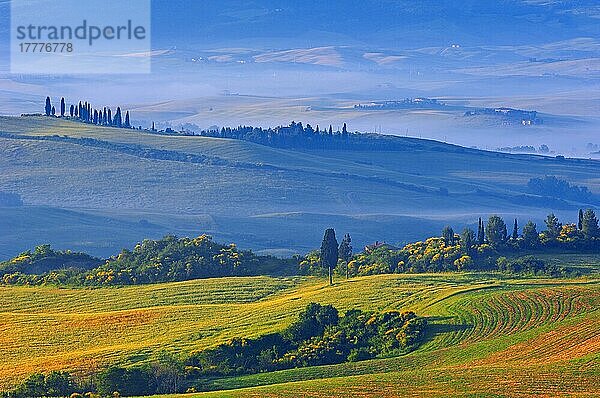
0 116 598 257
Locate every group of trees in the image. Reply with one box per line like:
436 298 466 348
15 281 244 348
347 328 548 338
528 176 596 204
3 303 426 397
44 97 132 128
3 371 75 398
472 209 599 250
0 245 101 285
303 209 599 279
187 303 425 380
306 229 353 285
193 121 448 152
0 235 296 287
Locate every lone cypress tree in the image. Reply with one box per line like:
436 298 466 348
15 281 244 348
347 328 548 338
512 218 519 240
60 98 65 117
45 97 52 116
477 217 485 245
320 228 339 286
578 209 584 230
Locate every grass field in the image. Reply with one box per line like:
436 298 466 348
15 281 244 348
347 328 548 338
1 254 599 396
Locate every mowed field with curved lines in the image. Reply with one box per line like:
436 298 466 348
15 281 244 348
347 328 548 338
0 268 599 397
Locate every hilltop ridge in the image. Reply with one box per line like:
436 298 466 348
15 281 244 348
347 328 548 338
0 116 598 258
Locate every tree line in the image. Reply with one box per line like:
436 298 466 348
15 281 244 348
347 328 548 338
1 209 597 287
0 235 296 287
190 121 461 152
304 209 599 281
43 96 133 129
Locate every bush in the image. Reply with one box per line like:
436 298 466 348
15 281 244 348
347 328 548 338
497 256 563 276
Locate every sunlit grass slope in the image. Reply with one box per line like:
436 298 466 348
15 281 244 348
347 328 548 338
0 269 599 396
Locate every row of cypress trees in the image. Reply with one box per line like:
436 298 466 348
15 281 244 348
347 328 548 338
473 209 599 247
44 96 132 128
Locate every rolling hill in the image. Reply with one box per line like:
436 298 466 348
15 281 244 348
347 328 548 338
0 266 598 396
0 116 599 258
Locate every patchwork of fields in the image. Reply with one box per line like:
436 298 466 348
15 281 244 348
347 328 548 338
0 262 598 396
1 116 599 396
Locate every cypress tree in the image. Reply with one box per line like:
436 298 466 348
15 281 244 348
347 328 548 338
461 227 475 255
578 209 584 230
93 110 98 124
51 106 55 116
107 109 112 125
338 234 353 279
522 221 540 248
60 98 65 117
477 217 485 245
320 228 339 286
45 97 52 116
124 111 131 128
114 107 122 127
581 209 599 240
69 105 74 117
512 218 518 240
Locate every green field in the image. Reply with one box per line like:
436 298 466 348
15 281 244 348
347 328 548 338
1 253 599 396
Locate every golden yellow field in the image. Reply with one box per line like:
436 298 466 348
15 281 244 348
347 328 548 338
1 272 599 397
